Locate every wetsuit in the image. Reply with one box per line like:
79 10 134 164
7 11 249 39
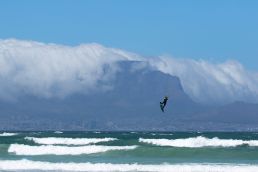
160 97 168 112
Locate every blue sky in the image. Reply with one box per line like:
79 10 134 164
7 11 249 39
0 0 258 69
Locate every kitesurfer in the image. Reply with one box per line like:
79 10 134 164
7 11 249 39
160 96 168 112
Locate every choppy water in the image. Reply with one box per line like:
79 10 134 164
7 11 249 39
1 131 258 171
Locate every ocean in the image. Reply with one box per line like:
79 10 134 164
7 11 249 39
1 131 258 171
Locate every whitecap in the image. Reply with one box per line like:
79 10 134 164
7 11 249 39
54 131 63 134
139 136 258 148
0 159 258 172
159 133 173 136
0 132 18 136
8 144 137 155
25 137 117 145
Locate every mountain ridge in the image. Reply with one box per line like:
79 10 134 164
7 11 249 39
0 61 257 131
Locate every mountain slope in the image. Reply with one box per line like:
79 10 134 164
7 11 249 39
0 61 257 131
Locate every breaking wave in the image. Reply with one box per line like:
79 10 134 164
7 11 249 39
0 159 258 172
8 144 137 155
139 136 258 148
25 137 117 145
54 131 63 134
0 132 18 136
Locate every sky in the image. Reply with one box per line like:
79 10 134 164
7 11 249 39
1 0 258 105
0 0 258 70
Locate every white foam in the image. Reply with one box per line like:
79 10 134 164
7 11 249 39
0 159 258 172
0 132 18 136
159 133 173 136
25 137 117 145
8 144 137 155
54 131 63 134
139 136 258 148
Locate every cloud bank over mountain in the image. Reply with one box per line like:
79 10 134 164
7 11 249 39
0 39 258 104
0 39 140 101
149 57 258 104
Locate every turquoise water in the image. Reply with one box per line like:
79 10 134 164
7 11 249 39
1 131 258 171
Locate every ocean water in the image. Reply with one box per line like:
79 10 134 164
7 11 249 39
1 131 258 171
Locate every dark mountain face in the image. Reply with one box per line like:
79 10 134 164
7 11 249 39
0 61 258 131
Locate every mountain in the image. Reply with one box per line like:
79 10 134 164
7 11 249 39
0 61 258 131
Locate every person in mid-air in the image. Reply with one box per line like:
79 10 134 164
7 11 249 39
160 96 168 112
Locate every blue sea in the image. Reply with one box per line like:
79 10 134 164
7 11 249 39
1 131 258 171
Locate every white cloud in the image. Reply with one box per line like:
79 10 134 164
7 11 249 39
148 56 258 104
0 39 140 101
1 39 258 104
